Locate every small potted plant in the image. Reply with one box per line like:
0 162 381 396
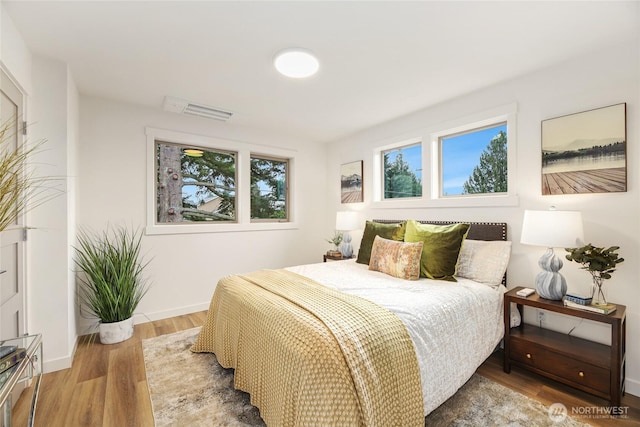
565 244 624 305
75 225 150 344
325 232 343 258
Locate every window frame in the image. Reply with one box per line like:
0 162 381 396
249 153 290 223
146 127 297 235
430 108 517 207
380 139 423 201
156 140 239 224
372 103 518 208
436 120 508 199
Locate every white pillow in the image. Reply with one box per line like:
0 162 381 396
456 239 512 287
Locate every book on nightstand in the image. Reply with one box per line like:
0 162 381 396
564 299 617 315
564 292 592 306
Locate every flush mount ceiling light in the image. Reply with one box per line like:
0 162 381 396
274 48 319 78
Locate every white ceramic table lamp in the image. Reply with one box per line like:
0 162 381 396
335 211 359 258
520 209 584 300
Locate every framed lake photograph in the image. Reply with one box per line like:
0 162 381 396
340 161 363 203
541 103 626 195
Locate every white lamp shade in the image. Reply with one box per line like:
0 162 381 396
335 211 359 231
520 210 584 248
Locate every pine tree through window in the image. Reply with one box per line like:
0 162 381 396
156 142 237 223
440 123 507 197
250 155 289 221
382 143 422 199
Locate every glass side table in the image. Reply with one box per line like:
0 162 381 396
0 334 42 427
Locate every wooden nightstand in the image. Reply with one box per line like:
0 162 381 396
323 254 354 262
504 286 626 407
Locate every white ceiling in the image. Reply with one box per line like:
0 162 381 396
3 1 638 143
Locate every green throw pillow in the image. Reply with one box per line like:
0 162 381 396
404 220 470 281
356 221 407 265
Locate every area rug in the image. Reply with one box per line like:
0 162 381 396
142 328 592 427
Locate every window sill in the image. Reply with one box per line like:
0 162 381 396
145 221 299 236
372 194 519 209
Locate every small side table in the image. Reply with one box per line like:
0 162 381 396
323 254 354 262
504 287 625 407
0 334 43 427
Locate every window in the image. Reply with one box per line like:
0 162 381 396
156 142 237 223
439 122 507 197
147 127 297 234
373 104 517 208
382 142 422 199
250 155 289 221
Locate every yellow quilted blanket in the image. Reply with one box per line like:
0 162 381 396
191 269 424 426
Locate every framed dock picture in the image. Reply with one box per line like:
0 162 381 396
541 103 626 195
340 161 363 203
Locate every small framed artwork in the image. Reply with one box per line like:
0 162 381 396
340 161 363 203
541 103 626 195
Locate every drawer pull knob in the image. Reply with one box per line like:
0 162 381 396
579 371 585 377
526 353 532 359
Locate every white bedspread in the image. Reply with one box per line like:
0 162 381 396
286 259 505 415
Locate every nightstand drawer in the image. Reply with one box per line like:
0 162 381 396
511 338 610 393
510 338 542 366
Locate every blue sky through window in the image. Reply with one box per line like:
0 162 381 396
441 124 506 196
385 143 422 181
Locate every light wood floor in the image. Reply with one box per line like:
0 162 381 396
12 311 640 426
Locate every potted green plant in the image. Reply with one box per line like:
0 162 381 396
75 225 150 344
326 232 343 256
565 244 624 305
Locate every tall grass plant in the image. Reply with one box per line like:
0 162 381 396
75 226 150 324
0 119 57 231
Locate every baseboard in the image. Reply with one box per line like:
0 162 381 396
42 332 78 373
43 347 75 374
132 301 210 324
44 357 72 374
625 377 640 398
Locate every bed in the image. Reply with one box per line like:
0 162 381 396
192 220 511 426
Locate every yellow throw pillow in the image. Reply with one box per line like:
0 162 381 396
368 236 424 280
404 220 470 281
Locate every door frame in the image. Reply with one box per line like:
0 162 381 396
0 66 28 339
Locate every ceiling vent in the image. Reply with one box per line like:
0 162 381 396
163 96 233 121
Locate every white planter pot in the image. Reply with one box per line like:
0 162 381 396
99 317 134 344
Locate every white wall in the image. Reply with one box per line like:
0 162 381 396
77 97 328 330
327 40 640 396
2 4 80 372
0 3 31 95
66 66 79 360
28 55 79 372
